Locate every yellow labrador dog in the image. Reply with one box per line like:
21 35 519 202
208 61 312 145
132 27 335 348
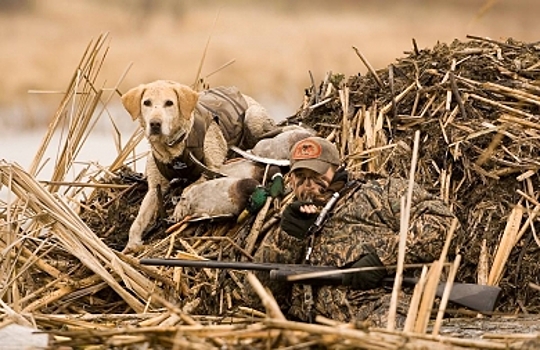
121 80 277 252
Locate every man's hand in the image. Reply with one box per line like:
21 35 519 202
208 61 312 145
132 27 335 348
280 201 319 239
342 252 387 290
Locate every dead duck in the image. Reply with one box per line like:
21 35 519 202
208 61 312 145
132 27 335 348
229 126 314 167
172 177 260 222
237 171 285 223
218 159 284 184
251 126 314 160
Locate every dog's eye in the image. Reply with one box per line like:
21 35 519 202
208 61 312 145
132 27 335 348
143 99 152 107
164 100 174 107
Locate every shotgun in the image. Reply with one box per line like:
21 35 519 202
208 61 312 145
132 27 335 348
139 258 501 313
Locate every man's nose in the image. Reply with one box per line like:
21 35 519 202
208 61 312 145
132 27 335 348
304 177 316 187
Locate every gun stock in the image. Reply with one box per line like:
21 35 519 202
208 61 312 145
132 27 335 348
270 269 500 313
140 258 500 312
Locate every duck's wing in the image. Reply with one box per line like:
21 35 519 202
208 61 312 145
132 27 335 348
188 214 235 222
229 146 290 167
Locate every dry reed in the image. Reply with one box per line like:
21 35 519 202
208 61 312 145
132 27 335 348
1 34 539 349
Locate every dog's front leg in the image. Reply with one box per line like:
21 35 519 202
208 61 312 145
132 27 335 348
123 157 169 253
123 190 158 253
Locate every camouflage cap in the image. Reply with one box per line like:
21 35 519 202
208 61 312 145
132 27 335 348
289 137 340 174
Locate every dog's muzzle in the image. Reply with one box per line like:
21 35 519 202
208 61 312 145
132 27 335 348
149 120 162 135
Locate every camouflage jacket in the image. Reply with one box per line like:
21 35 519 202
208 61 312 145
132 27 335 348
251 175 455 324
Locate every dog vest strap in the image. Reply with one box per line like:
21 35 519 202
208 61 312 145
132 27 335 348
185 115 207 157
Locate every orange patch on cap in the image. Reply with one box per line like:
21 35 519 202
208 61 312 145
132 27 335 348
291 139 322 160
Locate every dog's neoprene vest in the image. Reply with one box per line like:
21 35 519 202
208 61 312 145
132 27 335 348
155 86 249 182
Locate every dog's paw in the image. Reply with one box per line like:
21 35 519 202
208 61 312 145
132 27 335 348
172 198 190 223
171 208 187 223
122 240 144 255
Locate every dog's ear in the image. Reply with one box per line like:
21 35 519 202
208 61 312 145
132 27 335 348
121 85 146 121
173 84 199 120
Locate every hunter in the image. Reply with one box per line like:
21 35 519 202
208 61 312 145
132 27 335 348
251 136 456 327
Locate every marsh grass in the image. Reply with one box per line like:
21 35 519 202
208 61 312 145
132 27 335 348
0 32 539 348
0 2 540 347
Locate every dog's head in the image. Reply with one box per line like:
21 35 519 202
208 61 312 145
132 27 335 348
121 80 199 147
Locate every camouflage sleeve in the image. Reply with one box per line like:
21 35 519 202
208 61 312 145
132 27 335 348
247 223 308 309
377 177 455 266
316 177 455 268
253 225 307 265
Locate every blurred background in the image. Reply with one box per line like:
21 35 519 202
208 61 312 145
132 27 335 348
0 0 539 168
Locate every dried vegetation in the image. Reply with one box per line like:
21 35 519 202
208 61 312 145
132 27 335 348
1 33 540 349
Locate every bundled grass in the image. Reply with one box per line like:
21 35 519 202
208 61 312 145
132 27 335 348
1 34 539 349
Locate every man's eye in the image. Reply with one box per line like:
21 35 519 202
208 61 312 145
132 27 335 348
296 175 328 188
164 100 174 107
314 178 329 187
143 100 151 107
295 176 308 185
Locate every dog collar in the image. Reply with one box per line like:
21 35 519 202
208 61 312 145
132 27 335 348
166 130 188 147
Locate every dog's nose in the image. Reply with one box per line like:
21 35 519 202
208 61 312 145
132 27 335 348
149 120 162 134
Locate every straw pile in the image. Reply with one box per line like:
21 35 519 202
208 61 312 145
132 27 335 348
1 33 539 349
287 35 540 312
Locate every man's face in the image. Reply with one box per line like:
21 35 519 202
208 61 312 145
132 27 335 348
290 167 336 202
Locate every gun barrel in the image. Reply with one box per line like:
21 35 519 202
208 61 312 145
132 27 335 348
140 258 272 270
139 258 336 273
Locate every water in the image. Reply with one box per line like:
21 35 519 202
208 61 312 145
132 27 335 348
0 125 149 202
0 128 148 178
